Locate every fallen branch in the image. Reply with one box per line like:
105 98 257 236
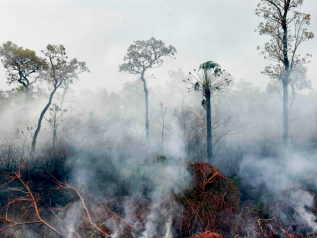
0 169 66 236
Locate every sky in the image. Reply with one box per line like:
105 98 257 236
0 0 316 93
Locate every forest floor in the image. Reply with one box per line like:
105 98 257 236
0 154 316 238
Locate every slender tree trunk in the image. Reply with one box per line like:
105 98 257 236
315 108 317 137
18 76 30 113
53 128 57 149
162 112 165 154
24 86 30 121
289 86 295 111
282 18 290 146
159 103 166 154
206 91 212 164
53 113 57 149
141 75 149 146
161 127 164 153
25 86 30 108
283 81 289 144
60 85 68 111
315 109 317 134
53 85 69 149
31 82 59 153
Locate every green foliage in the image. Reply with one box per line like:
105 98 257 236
130 155 168 180
229 175 241 187
198 61 220 71
31 44 89 153
15 85 26 92
41 44 89 84
256 198 270 219
0 41 46 88
118 37 177 76
256 0 314 80
14 230 21 238
187 60 232 98
154 154 167 165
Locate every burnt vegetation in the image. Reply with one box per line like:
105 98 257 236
0 1 317 238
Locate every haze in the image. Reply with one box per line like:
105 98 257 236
0 0 316 92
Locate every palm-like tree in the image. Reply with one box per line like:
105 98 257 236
186 61 231 163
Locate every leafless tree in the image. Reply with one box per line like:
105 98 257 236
155 102 173 153
45 104 67 150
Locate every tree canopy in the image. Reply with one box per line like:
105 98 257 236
0 41 46 91
256 0 314 79
256 0 314 144
118 37 177 77
187 61 231 99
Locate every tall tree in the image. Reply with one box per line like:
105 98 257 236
256 0 314 145
0 41 46 106
186 61 231 163
119 37 177 146
31 44 89 153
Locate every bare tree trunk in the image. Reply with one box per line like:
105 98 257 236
289 86 296 111
25 86 30 108
282 18 290 146
53 128 57 149
315 109 317 134
315 109 317 137
160 104 166 153
31 82 59 153
24 86 30 121
283 82 289 145
52 85 69 149
206 91 212 164
60 85 68 111
52 113 57 149
142 74 149 146
161 123 164 153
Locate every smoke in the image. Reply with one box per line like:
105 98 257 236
64 202 81 238
61 127 190 237
137 162 187 238
164 216 173 238
288 190 317 230
1 63 317 237
239 148 317 232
